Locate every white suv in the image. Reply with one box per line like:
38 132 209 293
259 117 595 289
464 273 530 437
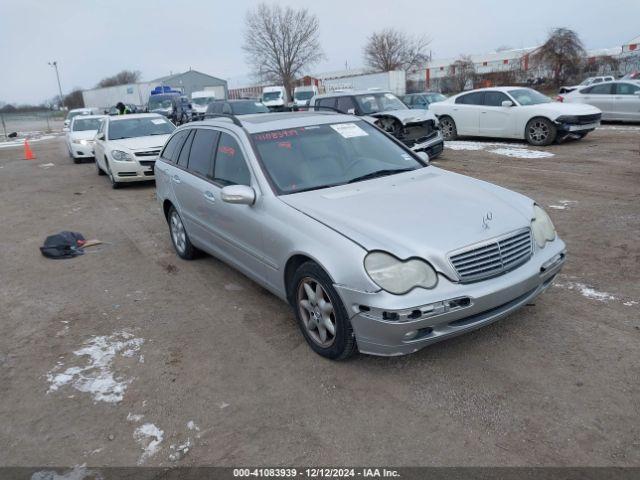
93 114 175 188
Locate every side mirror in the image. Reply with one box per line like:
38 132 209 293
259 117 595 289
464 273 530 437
221 185 255 205
416 151 430 164
501 100 514 107
96 133 105 140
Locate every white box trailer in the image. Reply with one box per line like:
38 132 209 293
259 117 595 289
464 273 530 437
321 71 406 96
82 82 160 111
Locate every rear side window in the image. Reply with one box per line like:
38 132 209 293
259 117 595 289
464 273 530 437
161 130 189 163
177 130 195 168
187 129 219 177
615 83 640 95
337 96 357 114
316 97 336 110
455 92 485 105
589 83 613 94
484 91 510 106
213 133 251 186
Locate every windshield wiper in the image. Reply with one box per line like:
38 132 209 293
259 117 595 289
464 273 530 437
347 168 415 184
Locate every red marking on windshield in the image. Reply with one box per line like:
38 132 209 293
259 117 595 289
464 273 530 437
278 141 292 149
254 129 300 142
219 146 235 156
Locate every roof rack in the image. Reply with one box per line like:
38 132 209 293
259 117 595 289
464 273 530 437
203 113 243 127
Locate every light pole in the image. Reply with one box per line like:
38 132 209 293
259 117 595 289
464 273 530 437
48 61 65 109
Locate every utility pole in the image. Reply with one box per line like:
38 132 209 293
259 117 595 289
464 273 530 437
48 61 65 109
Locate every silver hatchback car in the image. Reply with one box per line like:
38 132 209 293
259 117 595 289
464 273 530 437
155 112 566 359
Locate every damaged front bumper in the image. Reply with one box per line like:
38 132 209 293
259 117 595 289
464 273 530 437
334 239 566 356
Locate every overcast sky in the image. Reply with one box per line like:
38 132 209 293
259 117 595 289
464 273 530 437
1 0 639 104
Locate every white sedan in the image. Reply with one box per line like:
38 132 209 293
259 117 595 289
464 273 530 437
93 113 175 188
66 115 105 163
559 80 640 122
429 87 602 146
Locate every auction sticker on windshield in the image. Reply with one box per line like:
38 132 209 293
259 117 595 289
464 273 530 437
330 123 368 138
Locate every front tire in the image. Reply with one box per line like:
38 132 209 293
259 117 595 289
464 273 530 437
290 262 356 360
525 117 557 146
439 116 458 140
105 158 121 189
168 206 197 260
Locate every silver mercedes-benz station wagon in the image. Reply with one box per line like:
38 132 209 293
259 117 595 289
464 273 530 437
155 112 566 359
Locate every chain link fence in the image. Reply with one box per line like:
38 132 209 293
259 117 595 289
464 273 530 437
0 111 65 141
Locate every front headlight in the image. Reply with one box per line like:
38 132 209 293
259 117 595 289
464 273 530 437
531 205 556 248
72 139 90 145
364 251 438 295
111 150 133 161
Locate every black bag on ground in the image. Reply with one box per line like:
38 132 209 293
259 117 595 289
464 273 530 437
40 231 86 259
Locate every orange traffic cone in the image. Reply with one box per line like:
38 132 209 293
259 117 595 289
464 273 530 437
24 139 36 160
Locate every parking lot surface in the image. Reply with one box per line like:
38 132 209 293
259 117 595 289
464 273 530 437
1 126 639 467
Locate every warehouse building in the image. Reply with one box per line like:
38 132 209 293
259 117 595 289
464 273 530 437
82 69 228 110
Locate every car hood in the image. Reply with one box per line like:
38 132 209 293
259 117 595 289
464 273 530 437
521 102 601 118
280 167 534 277
107 135 170 151
69 130 98 141
368 108 437 125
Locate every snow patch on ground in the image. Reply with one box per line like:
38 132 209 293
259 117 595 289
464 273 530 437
47 331 144 403
554 280 617 302
187 420 200 431
0 134 59 148
127 413 144 422
549 200 578 210
134 423 164 465
445 140 554 159
30 465 99 480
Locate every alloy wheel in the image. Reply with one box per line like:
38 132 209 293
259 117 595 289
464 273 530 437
170 210 187 255
297 277 336 347
529 121 549 142
440 118 455 139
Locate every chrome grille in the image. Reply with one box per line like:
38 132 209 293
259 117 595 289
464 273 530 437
449 228 532 283
134 150 161 157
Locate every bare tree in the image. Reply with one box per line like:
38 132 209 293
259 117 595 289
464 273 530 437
96 70 142 88
448 55 476 92
243 3 323 97
532 28 586 87
363 28 430 72
63 88 85 109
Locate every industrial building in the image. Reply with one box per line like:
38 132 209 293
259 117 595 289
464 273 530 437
82 69 228 110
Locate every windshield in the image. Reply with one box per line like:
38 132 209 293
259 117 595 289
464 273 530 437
294 91 315 101
148 95 174 110
425 93 446 103
108 117 175 140
192 97 214 106
67 110 89 121
72 118 102 131
354 93 408 114
262 91 282 101
231 102 270 115
252 121 425 195
508 88 552 106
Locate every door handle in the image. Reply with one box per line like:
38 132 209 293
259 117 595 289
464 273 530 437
203 191 216 203
172 174 181 184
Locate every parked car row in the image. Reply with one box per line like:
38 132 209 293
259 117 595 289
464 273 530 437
62 108 566 360
558 80 640 121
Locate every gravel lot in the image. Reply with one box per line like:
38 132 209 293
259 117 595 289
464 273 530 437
1 125 639 468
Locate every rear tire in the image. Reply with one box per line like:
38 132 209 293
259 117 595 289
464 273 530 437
525 117 557 146
290 261 357 360
439 116 458 140
168 206 197 260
